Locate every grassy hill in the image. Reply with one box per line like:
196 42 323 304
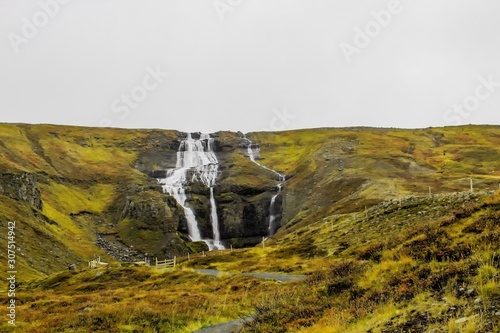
249 126 500 230
0 123 499 332
0 124 181 280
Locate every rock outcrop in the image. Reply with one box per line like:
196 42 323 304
0 173 43 210
111 189 198 257
119 190 181 233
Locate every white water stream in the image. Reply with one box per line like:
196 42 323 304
243 136 285 236
159 133 224 250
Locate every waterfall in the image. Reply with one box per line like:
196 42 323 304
268 183 283 235
159 133 224 250
209 187 223 249
162 168 202 241
243 135 285 236
247 143 258 164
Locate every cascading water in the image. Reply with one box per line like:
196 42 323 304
209 187 223 249
162 168 202 241
268 182 284 235
243 136 285 236
159 133 224 250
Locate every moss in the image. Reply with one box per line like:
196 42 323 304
38 271 76 290
186 241 209 253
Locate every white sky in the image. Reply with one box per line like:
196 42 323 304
1 0 499 133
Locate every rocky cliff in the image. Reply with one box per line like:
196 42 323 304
0 173 43 210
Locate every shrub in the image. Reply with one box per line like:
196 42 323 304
357 242 385 262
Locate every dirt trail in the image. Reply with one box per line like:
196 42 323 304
191 269 306 333
193 315 255 333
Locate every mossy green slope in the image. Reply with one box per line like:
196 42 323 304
0 124 180 280
4 187 499 333
249 125 500 233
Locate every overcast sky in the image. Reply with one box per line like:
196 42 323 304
1 0 499 133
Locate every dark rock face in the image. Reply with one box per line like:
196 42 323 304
119 191 180 233
149 170 167 178
109 190 194 259
182 187 277 246
135 131 182 172
188 193 212 239
0 173 43 210
217 190 275 240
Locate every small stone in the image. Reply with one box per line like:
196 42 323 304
474 298 482 304
455 317 468 324
466 288 475 295
495 312 500 316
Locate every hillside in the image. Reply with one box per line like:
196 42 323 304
0 123 499 332
0 124 279 279
3 190 499 332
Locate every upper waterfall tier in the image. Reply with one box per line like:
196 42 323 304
177 134 217 167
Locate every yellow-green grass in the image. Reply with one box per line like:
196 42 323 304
219 150 278 189
181 191 500 332
0 123 178 181
250 126 500 187
1 123 500 331
0 266 282 333
2 190 499 332
0 124 56 174
0 124 180 280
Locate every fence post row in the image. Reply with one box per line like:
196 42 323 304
153 256 176 269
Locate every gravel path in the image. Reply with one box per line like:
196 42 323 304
194 269 306 282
